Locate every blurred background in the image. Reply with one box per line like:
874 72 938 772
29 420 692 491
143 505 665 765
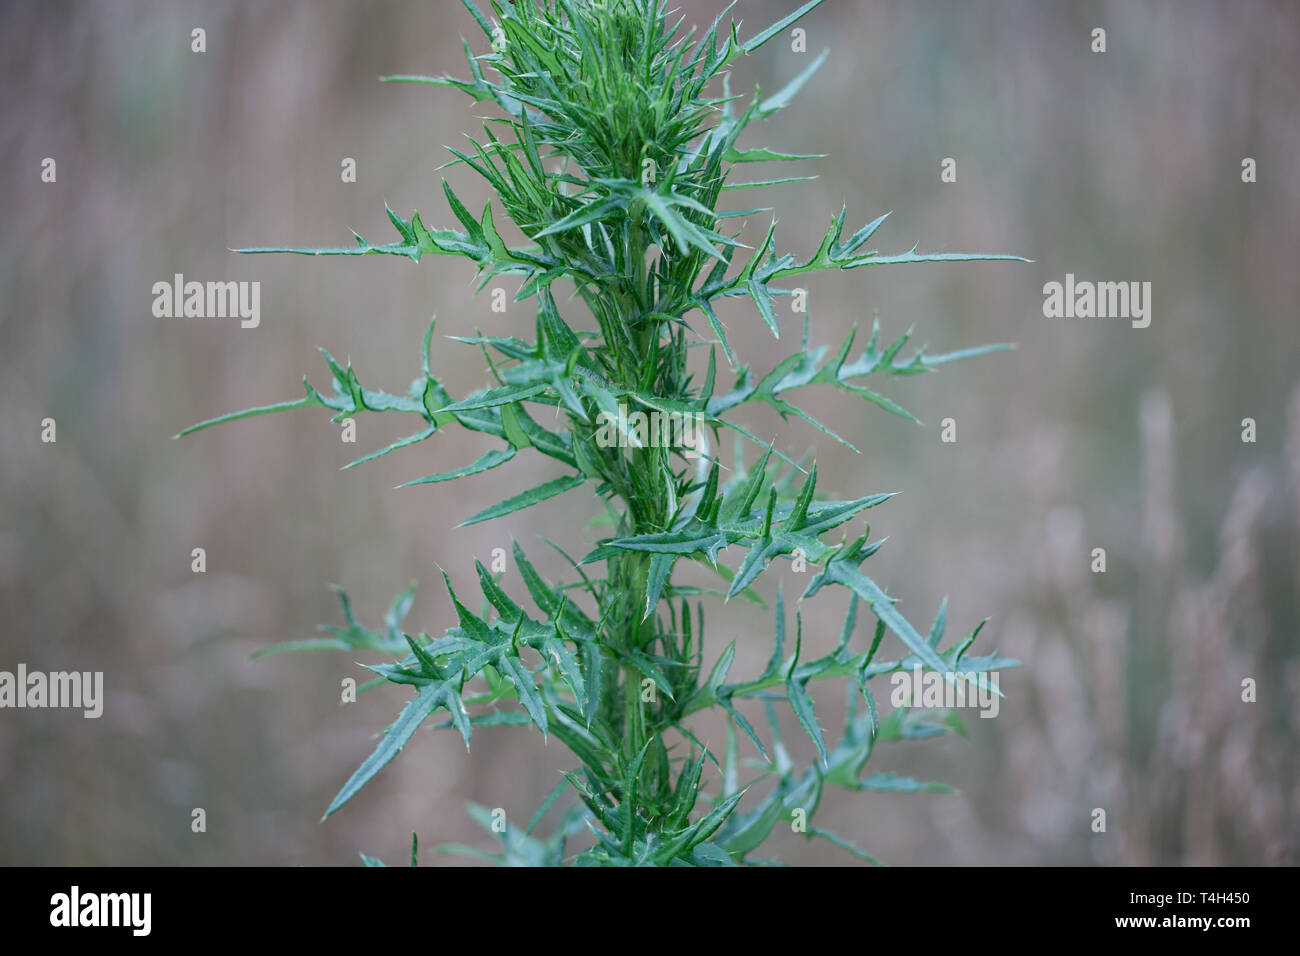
1 0 1296 866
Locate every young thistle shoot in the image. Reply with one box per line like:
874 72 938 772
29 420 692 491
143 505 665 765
182 0 1025 866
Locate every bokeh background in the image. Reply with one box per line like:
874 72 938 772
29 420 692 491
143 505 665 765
1 0 1296 866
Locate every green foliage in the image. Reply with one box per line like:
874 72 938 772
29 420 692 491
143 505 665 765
184 0 1025 865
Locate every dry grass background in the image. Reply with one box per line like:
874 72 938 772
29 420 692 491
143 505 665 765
0 0 1296 865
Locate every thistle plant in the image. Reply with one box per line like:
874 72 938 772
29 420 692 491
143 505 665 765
182 0 1025 866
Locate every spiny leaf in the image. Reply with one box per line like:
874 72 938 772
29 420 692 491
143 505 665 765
324 679 468 819
742 0 826 54
859 772 954 794
399 446 517 487
459 473 586 526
